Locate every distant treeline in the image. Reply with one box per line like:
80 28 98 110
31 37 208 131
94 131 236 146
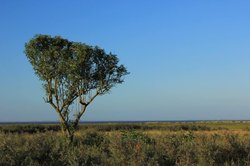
0 123 233 134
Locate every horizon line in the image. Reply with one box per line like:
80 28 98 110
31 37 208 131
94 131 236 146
0 119 249 124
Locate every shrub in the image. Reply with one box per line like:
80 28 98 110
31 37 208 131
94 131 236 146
80 130 106 147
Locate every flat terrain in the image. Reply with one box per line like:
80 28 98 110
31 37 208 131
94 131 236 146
0 121 250 166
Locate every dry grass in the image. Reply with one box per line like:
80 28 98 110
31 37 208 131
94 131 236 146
0 122 250 166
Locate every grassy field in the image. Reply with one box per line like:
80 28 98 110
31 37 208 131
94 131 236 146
0 121 250 166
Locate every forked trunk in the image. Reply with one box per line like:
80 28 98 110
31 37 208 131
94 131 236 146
59 120 75 143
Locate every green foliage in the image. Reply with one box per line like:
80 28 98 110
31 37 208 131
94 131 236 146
25 34 128 101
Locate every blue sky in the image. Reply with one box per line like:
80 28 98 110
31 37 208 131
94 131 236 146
0 1 250 121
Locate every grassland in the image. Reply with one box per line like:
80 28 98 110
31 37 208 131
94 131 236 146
0 121 250 166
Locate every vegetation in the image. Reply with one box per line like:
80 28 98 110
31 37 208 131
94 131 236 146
0 121 249 166
24 34 129 141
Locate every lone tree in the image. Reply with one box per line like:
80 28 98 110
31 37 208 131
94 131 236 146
25 34 129 141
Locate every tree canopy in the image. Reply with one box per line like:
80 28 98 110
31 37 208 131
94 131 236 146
25 34 129 141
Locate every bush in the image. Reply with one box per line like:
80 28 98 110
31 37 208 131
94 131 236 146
80 130 106 147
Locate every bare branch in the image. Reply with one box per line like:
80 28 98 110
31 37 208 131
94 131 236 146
48 100 57 111
86 90 100 106
73 104 87 128
54 79 60 109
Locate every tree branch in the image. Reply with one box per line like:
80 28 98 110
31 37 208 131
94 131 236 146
54 79 60 110
48 100 57 110
61 90 78 111
73 90 100 128
73 104 87 128
86 90 100 106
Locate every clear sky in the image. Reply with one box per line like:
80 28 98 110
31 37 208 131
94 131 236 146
0 1 250 122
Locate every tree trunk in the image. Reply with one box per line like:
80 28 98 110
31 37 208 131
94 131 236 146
67 132 74 143
59 120 75 143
